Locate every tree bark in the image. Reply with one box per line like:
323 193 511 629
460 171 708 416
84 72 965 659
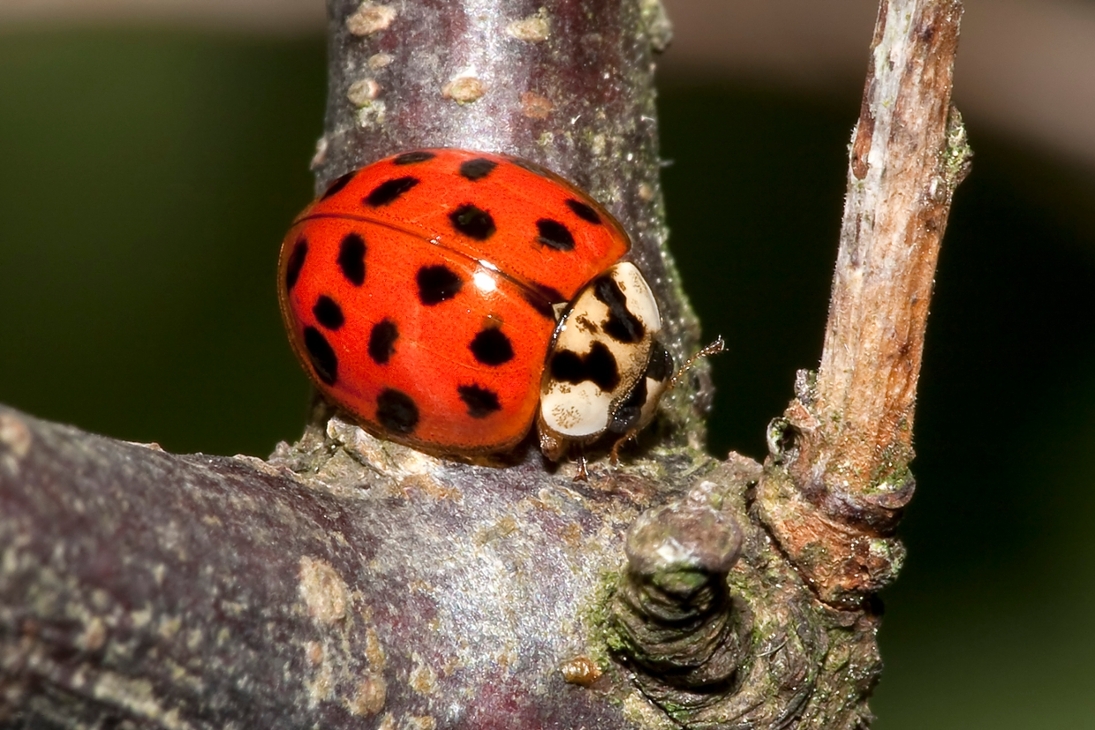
0 0 969 728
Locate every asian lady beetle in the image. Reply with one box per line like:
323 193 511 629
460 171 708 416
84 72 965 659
278 148 670 464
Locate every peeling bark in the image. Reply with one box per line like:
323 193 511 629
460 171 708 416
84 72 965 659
1 0 968 727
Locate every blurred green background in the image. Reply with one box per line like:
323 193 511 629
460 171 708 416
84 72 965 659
2 28 1094 727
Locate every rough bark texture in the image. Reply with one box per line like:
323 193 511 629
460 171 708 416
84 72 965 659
0 0 969 728
756 0 971 608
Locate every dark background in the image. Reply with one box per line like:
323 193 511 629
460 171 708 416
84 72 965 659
2 29 1093 727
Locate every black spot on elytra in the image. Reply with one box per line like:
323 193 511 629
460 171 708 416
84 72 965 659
459 158 497 181
313 295 345 330
417 265 463 305
521 282 566 320
536 219 576 252
609 376 648 434
365 176 419 207
593 275 645 343
458 384 502 418
549 341 620 392
285 238 308 292
470 328 514 366
449 204 496 240
303 326 338 385
521 290 556 320
531 282 565 304
368 319 398 365
320 171 356 200
338 233 367 286
393 151 436 165
566 198 602 224
376 388 418 434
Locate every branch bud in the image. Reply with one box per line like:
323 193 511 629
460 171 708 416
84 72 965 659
610 491 744 692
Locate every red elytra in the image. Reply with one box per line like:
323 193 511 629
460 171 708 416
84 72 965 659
278 148 632 455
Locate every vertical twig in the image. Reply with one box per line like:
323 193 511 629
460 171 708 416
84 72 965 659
758 0 972 606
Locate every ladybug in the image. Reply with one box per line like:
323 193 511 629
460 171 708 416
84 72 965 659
278 148 672 464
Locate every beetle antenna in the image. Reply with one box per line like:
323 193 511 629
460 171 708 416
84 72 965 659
609 336 726 463
667 335 726 391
